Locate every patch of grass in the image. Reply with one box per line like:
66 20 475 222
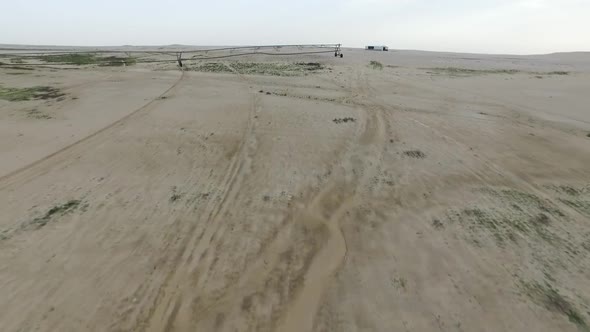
169 186 183 203
169 193 182 202
559 198 590 217
0 64 35 71
296 62 324 71
546 71 569 75
97 56 137 67
191 62 324 76
424 67 571 77
441 187 590 253
10 58 25 64
452 204 558 247
26 109 52 119
488 189 564 217
39 53 136 66
462 208 504 244
531 213 550 226
5 72 28 75
25 200 81 230
0 85 65 101
333 117 356 124
369 60 383 70
432 219 444 229
233 62 324 76
423 67 520 76
529 213 556 242
193 62 232 73
465 188 567 244
552 185 583 196
393 277 407 290
403 150 426 159
586 133 590 138
41 53 98 65
521 280 587 330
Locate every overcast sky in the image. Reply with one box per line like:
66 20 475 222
1 0 589 54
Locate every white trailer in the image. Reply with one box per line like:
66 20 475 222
365 46 389 51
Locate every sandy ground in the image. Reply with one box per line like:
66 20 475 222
1 47 590 331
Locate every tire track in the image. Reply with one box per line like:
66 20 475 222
277 67 390 332
155 68 373 330
133 76 260 331
0 70 186 189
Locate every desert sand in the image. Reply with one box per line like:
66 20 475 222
1 46 590 331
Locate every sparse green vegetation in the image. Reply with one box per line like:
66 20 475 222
190 61 325 76
403 150 426 159
544 185 590 217
440 188 571 247
333 117 356 124
521 280 587 330
24 200 82 231
10 58 25 64
461 208 505 244
423 67 520 76
295 62 324 71
98 56 137 67
423 67 571 77
369 60 383 70
169 186 184 203
233 62 324 76
193 62 232 73
559 198 590 217
484 188 564 216
551 185 583 196
39 53 136 66
393 277 407 290
0 85 65 101
170 193 182 202
0 199 81 240
547 71 569 75
432 219 444 229
26 109 52 119
41 53 97 65
0 65 34 71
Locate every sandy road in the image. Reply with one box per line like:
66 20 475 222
1 49 590 331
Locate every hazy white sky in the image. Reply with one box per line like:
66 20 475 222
1 0 589 54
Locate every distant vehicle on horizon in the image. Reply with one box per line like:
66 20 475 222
365 45 389 51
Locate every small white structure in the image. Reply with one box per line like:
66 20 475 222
365 45 389 51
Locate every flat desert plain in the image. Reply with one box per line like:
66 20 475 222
1 47 590 331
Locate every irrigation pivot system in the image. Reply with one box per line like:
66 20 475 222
0 44 343 68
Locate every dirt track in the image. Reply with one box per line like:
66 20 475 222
1 48 590 331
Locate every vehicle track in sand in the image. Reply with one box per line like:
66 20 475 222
133 67 385 331
114 69 262 331
277 67 393 332
0 70 186 189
